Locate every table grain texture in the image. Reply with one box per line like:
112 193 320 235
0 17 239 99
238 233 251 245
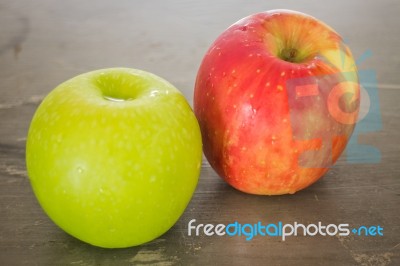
0 0 399 265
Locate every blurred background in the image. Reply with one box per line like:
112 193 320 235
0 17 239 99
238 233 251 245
1 0 399 105
0 0 399 265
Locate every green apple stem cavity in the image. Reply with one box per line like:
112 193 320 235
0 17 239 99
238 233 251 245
96 71 152 102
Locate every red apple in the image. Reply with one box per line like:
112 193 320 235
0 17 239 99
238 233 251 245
194 9 360 195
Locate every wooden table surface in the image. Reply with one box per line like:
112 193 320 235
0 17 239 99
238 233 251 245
1 0 399 265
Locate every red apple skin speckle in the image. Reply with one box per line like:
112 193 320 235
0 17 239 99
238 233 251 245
194 10 360 195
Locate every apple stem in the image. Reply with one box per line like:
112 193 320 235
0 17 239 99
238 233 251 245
281 48 299 63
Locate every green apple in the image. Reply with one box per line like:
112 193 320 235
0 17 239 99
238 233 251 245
26 68 202 248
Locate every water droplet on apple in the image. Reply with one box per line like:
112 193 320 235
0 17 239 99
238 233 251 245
77 167 83 174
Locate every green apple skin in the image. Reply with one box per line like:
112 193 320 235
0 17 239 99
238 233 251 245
26 68 202 248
